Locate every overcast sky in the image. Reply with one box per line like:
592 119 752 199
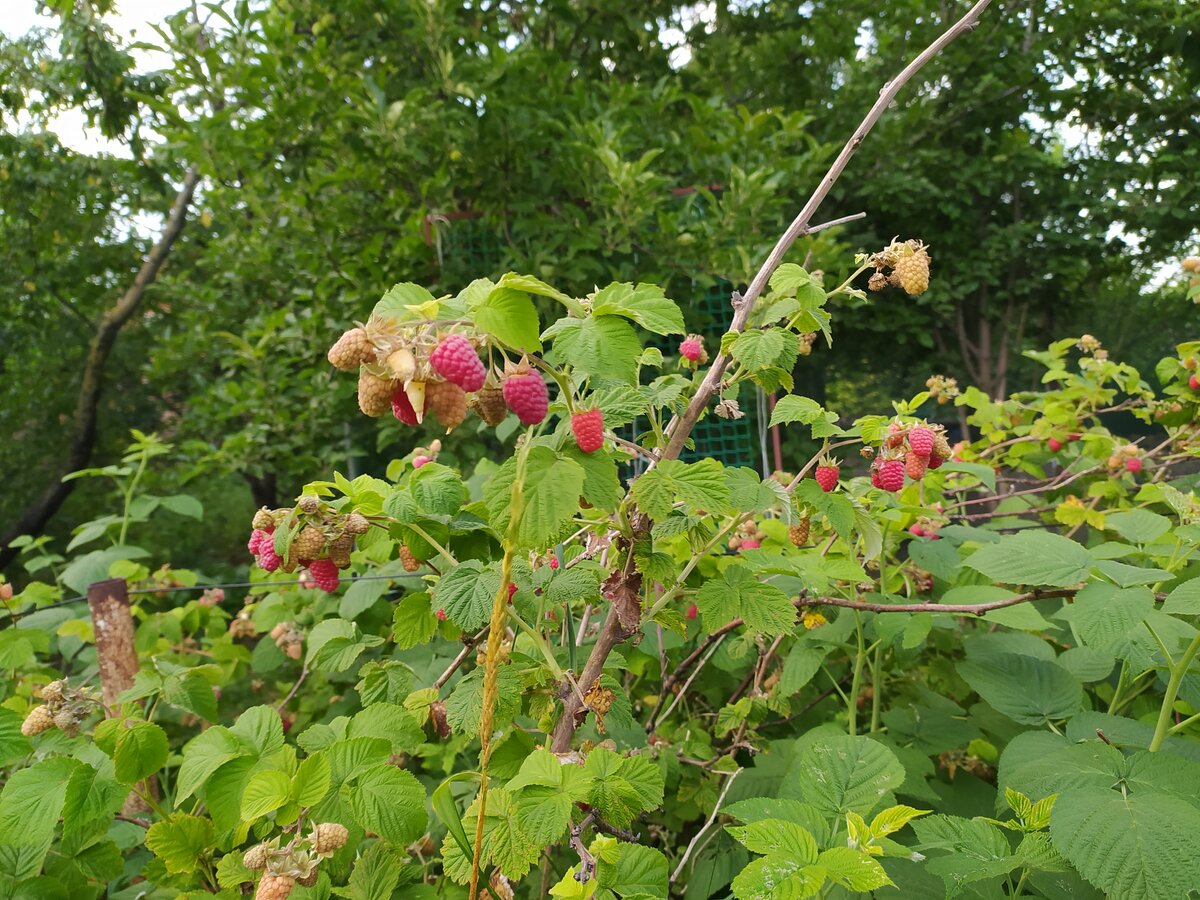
4 1 179 155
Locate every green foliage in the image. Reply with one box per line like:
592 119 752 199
2 3 1200 898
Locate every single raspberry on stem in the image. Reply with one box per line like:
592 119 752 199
907 426 935 457
571 408 605 453
814 457 840 492
307 559 341 593
502 364 549 425
429 334 486 392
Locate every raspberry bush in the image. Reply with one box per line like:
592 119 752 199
3 8 1200 900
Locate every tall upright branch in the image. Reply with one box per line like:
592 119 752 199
0 167 201 570
551 0 993 752
660 0 993 462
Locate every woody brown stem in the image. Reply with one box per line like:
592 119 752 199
550 0 994 754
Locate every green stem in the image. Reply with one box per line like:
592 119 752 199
1107 659 1129 715
1013 869 1030 897
870 641 884 734
508 609 565 680
406 522 457 566
1168 709 1200 735
848 611 865 736
1150 630 1200 752
118 450 150 545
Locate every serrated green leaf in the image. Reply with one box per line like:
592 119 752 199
176 726 245 804
964 531 1092 587
728 820 817 861
434 560 499 630
1050 789 1200 900
591 282 684 334
814 847 892 891
113 722 168 785
475 286 541 351
788 735 904 817
145 814 213 874
240 769 291 820
486 447 586 548
550 315 641 383
958 653 1083 725
345 764 427 845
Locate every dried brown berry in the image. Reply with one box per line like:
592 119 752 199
328 327 375 370
472 387 509 427
399 545 420 573
291 526 327 562
357 370 394 417
312 822 349 854
21 705 54 737
789 518 811 546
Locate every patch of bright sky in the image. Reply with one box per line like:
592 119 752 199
3 0 182 157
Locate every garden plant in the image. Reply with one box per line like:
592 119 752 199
4 1 1200 899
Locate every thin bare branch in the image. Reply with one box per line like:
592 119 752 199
659 0 993 462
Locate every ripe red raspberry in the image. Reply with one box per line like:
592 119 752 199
876 459 905 492
814 465 839 492
571 408 604 453
680 336 703 362
905 451 927 481
436 608 447 621
430 334 486 392
391 385 419 425
740 538 760 551
308 559 340 593
1190 374 1200 390
248 528 271 555
502 370 548 425
907 426 934 457
257 541 282 572
508 582 518 600
412 455 431 469
927 453 944 470
549 557 559 569
426 380 468 430
1048 437 1063 452
1125 457 1143 473
909 524 925 537
686 603 698 621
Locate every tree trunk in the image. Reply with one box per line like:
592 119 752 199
0 167 200 572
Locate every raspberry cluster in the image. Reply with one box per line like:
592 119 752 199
21 679 96 738
327 318 564 434
729 520 767 553
269 622 304 660
242 821 349 898
870 420 952 492
867 239 931 297
247 498 372 590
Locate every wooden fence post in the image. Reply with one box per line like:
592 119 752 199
87 577 139 714
87 577 152 813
